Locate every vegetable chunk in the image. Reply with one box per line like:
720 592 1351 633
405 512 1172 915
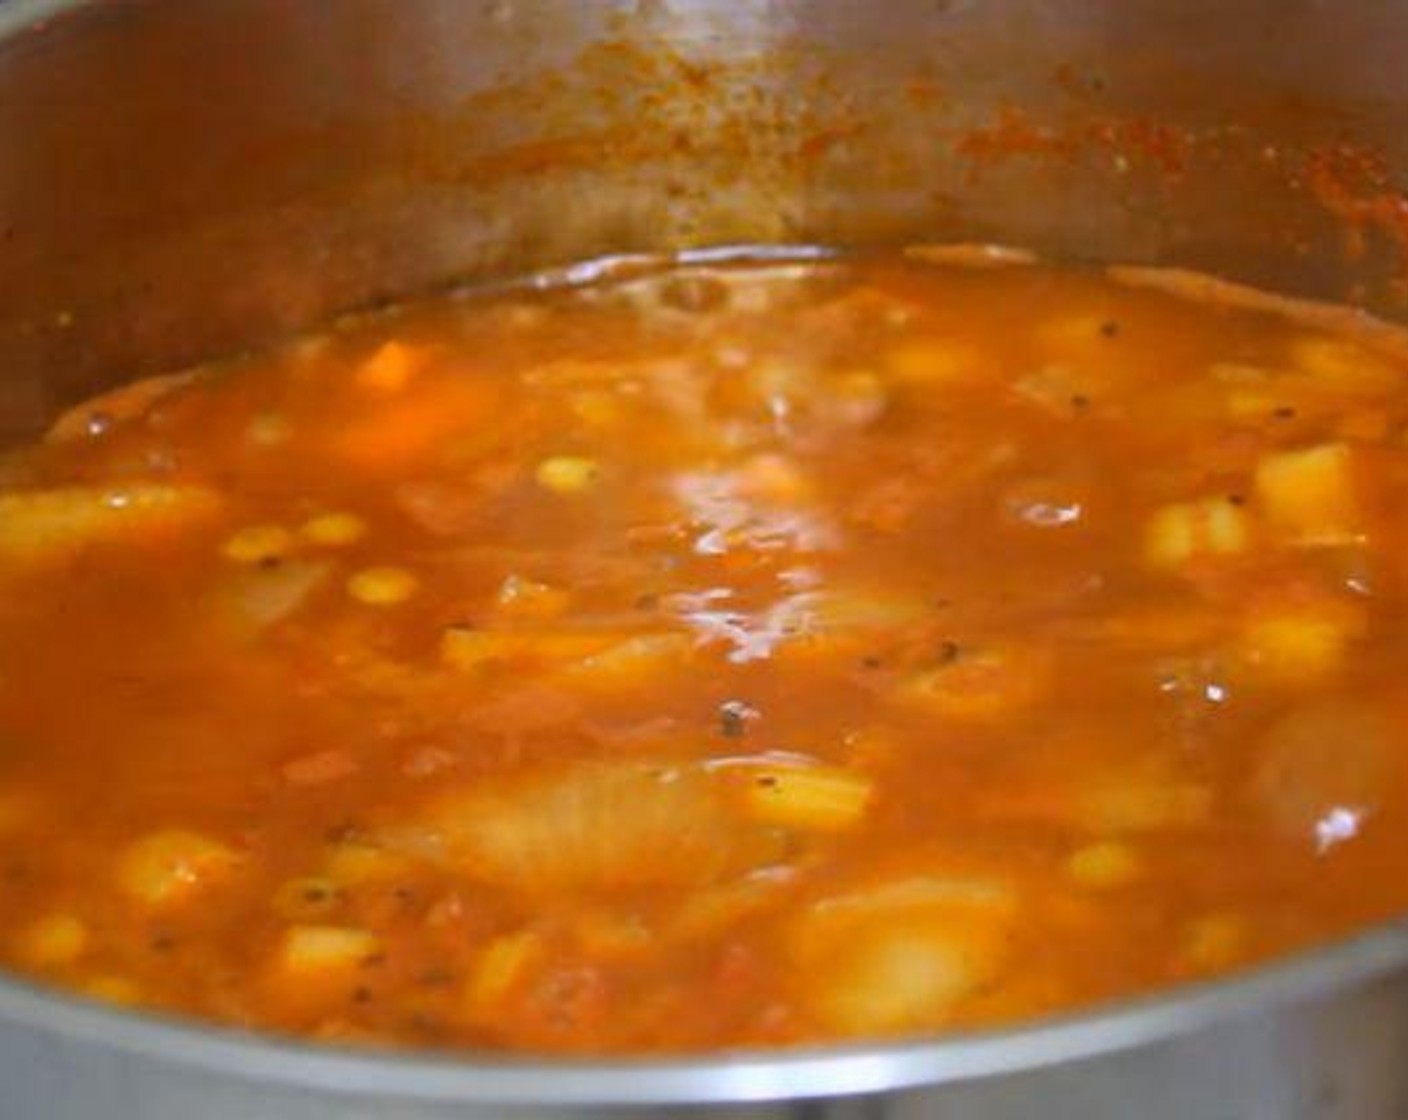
1254 442 1363 547
116 829 239 907
790 876 1015 1036
397 762 783 893
0 485 219 562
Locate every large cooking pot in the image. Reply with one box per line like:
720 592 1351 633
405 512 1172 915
5 1 1408 1116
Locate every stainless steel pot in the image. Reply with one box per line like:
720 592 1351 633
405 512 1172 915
4 1 1408 1116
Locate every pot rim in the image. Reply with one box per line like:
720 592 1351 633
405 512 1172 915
5 0 1408 1106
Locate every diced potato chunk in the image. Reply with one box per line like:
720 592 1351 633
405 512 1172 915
277 925 380 975
559 633 694 690
322 841 414 887
827 370 890 426
896 645 1050 721
1291 337 1402 395
1035 313 1120 355
0 789 34 833
439 626 621 676
209 559 330 641
495 574 570 620
355 340 422 394
1082 777 1212 834
987 760 1212 835
1144 498 1251 570
1066 841 1142 889
791 875 1014 1036
740 763 874 832
17 914 88 968
333 378 494 471
1012 363 1102 414
1238 598 1365 684
885 338 979 384
115 828 238 907
82 976 142 1007
0 485 220 562
439 626 507 674
734 453 813 503
246 411 291 448
569 389 622 428
1224 388 1285 421
1182 912 1246 970
1254 443 1363 547
815 926 980 1035
1337 408 1389 443
463 930 544 1020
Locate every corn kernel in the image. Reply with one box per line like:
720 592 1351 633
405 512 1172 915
1066 841 1142 889
277 924 380 974
299 512 366 547
222 523 296 564
741 764 874 831
1254 442 1362 547
116 829 238 907
536 455 600 495
347 566 418 606
17 914 88 968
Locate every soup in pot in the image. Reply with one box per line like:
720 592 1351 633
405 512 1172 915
0 248 1405 1053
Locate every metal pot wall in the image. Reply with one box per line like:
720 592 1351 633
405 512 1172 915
4 1 1408 1116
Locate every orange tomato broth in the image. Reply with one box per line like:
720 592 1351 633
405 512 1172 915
0 247 1407 1055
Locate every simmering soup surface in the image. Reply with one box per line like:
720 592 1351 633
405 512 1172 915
1 249 1407 1053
